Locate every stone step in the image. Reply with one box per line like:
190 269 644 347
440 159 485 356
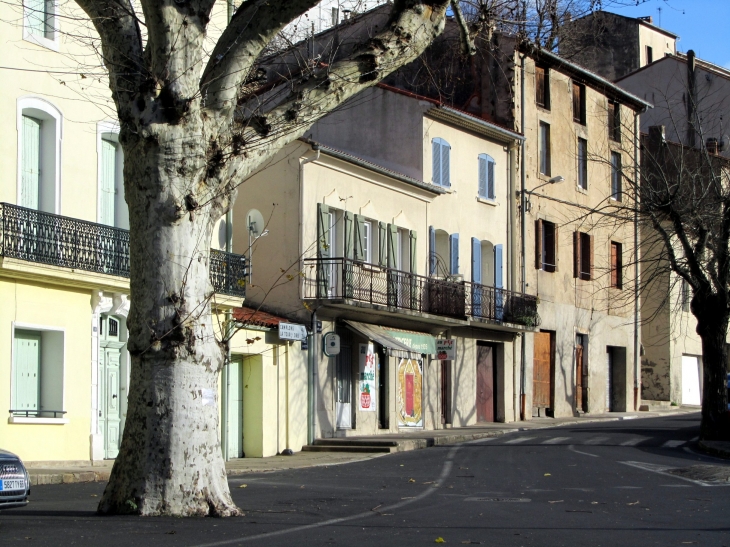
302 444 395 453
312 438 399 447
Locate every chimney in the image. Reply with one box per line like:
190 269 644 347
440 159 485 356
638 16 653 24
706 138 719 155
649 125 666 146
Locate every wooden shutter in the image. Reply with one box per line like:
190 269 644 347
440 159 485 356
471 237 482 284
588 234 595 281
535 66 545 107
553 222 559 272
535 219 543 270
317 203 330 258
344 211 354 260
478 155 487 197
409 230 417 274
354 214 365 261
572 83 581 122
378 221 387 267
13 330 41 411
441 142 451 187
494 244 503 288
432 140 442 186
387 224 397 269
21 115 41 210
429 226 436 275
573 231 581 278
100 139 117 226
449 233 459 275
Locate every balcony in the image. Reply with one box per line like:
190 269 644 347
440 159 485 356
303 257 539 328
0 203 247 298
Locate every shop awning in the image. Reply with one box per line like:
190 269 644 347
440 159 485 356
343 321 437 356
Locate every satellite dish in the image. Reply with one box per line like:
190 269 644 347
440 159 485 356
245 209 265 236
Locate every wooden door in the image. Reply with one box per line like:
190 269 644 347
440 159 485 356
476 344 495 422
440 360 449 424
533 332 553 409
575 342 585 412
405 374 415 417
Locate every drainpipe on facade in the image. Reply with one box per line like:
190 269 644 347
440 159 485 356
509 143 520 422
519 53 528 421
633 111 642 411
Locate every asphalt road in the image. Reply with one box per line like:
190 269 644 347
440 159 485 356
2 412 729 547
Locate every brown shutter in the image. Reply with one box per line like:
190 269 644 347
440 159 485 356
573 83 581 123
535 219 543 270
610 242 618 287
553 222 559 272
589 234 595 281
616 243 623 289
535 66 544 106
573 231 580 278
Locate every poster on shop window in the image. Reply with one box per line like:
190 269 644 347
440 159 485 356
358 343 377 412
397 358 423 427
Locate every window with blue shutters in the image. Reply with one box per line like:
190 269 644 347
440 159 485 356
478 154 496 199
432 138 451 187
449 233 459 275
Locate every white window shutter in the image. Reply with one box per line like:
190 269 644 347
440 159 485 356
21 116 41 210
100 140 117 226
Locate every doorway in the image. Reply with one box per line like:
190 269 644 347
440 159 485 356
476 343 496 422
227 356 244 459
378 347 389 429
606 346 628 411
99 315 125 459
533 331 554 414
335 328 352 429
681 354 701 406
575 334 588 413
440 360 451 425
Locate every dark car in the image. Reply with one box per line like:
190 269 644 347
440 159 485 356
0 449 30 509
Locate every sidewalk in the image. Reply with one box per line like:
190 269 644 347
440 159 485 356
26 407 698 486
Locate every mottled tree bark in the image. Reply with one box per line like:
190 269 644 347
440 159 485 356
70 0 453 516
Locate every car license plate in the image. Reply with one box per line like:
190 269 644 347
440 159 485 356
0 479 25 491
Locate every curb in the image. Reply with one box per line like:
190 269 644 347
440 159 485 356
698 440 730 460
30 471 111 486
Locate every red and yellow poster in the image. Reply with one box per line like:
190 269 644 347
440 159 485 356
397 358 423 427
358 343 376 412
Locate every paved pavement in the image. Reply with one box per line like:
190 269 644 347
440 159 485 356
4 411 729 546
26 407 701 486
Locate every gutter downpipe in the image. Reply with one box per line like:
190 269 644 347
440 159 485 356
509 143 519 422
519 53 528 421
633 110 643 411
301 146 320 444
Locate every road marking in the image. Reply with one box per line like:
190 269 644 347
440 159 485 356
619 461 730 487
662 440 686 448
505 436 536 444
620 438 645 446
568 445 599 458
542 437 570 444
584 436 609 445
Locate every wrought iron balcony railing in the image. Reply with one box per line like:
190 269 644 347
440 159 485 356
303 257 539 327
0 202 246 298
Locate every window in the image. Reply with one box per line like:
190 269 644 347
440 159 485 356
577 138 588 190
363 221 372 263
573 231 593 281
646 45 653 65
610 241 623 289
98 122 129 229
535 219 557 273
611 152 622 201
432 138 451 187
608 101 621 142
539 122 551 176
535 65 550 109
17 98 62 214
478 154 496 199
681 280 691 312
24 0 58 49
11 327 65 421
572 82 586 125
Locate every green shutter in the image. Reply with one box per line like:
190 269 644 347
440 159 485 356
378 222 387 267
344 211 354 260
316 203 330 258
354 214 365 261
13 330 41 411
387 224 398 269
409 230 417 274
100 139 117 226
21 116 41 210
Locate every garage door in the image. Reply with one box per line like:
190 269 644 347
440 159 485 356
681 355 701 406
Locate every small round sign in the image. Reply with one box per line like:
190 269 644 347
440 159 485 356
322 332 341 356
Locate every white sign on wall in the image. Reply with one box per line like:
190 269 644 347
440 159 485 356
279 322 308 341
436 339 456 361
358 343 377 412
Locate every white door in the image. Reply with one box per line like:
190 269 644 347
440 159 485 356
100 316 124 459
227 357 243 459
682 355 701 406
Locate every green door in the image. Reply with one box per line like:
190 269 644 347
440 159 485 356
100 316 124 459
100 139 116 226
13 330 41 413
227 356 243 459
21 116 41 210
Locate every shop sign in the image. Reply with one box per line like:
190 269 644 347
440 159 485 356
358 343 377 412
397 358 423 427
279 322 307 341
322 332 341 356
383 329 436 354
436 339 456 360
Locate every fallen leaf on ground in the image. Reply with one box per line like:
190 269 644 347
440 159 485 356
627 501 640 505
548 500 564 504
409 478 416 483
544 473 551 476
166 531 176 535
423 481 434 484
238 484 248 488
435 538 445 543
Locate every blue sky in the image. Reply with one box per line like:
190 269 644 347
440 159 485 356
607 0 730 69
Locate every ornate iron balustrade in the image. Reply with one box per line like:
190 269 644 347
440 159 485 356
303 257 539 327
0 203 246 298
